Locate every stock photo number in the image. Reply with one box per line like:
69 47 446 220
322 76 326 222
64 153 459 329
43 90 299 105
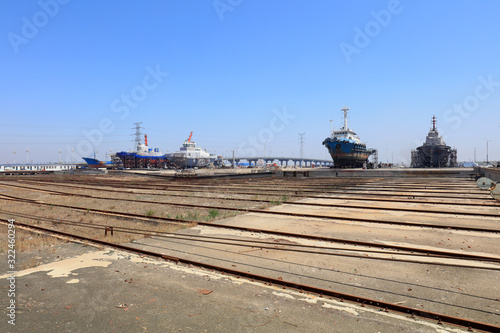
7 219 17 325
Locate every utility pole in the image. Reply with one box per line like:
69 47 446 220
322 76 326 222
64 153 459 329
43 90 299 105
485 139 492 165
13 150 16 164
299 133 305 167
26 147 29 163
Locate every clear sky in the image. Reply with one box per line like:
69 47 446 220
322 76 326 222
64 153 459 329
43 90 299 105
1 0 499 165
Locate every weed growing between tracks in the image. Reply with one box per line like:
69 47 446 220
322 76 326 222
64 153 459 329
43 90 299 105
0 174 364 255
0 200 196 253
267 195 289 207
0 223 65 254
175 208 236 222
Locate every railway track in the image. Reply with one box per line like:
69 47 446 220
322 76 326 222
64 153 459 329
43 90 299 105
3 208 499 268
4 174 500 330
2 184 499 233
4 181 500 216
13 179 500 206
4 195 497 263
3 217 499 332
19 178 493 201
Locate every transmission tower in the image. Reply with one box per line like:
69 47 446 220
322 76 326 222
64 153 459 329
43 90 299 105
132 122 144 150
299 133 305 166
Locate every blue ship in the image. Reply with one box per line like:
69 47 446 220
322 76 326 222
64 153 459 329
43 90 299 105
322 106 373 168
114 133 168 169
82 157 114 168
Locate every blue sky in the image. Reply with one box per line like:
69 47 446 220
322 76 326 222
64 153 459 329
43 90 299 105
1 0 499 164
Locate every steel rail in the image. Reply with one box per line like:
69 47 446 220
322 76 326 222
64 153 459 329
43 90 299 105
2 192 499 235
244 180 481 189
2 182 499 219
18 178 488 194
3 209 499 267
2 194 499 259
247 181 477 188
3 218 498 333
13 180 500 207
18 179 491 200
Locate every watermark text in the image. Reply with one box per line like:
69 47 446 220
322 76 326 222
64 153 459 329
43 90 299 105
6 219 16 326
237 107 295 157
8 0 71 54
339 0 403 63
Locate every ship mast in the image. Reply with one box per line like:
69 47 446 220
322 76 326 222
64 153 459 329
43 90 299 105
341 106 349 130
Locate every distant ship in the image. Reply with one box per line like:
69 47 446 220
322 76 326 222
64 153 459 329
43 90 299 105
410 116 457 168
115 133 168 169
167 132 217 168
82 157 114 168
89 123 218 169
82 148 114 168
322 106 373 168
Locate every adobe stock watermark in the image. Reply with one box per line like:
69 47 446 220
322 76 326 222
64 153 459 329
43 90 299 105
237 107 295 157
443 74 500 130
65 65 168 159
6 219 16 326
339 0 404 63
8 0 71 54
213 0 243 22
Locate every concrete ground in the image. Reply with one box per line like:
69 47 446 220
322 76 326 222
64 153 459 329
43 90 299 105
0 242 471 333
1 171 497 332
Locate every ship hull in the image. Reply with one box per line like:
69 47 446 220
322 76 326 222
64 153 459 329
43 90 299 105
169 155 215 168
114 152 172 169
82 157 113 168
322 138 371 168
411 145 457 168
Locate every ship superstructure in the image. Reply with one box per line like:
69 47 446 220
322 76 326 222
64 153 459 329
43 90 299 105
322 106 373 168
167 131 217 168
410 116 457 168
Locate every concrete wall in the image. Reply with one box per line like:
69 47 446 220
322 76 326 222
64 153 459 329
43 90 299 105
480 168 500 182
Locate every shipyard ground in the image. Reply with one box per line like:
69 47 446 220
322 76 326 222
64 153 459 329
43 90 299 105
1 168 499 332
1 243 445 333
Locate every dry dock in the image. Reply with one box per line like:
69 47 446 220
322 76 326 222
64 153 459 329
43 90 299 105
1 168 499 332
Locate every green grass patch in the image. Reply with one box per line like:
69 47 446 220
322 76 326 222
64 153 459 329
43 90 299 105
208 209 219 219
269 195 289 206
